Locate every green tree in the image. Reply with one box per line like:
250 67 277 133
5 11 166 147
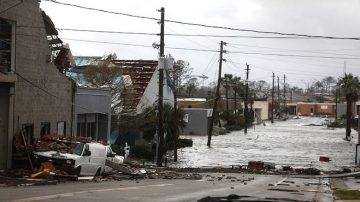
162 103 186 162
138 103 186 164
185 78 199 97
322 76 336 93
338 73 360 141
229 76 242 113
173 60 192 97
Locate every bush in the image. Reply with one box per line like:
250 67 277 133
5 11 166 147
225 124 244 131
110 144 125 156
167 138 193 149
222 112 246 131
327 121 344 128
178 138 193 148
130 144 154 161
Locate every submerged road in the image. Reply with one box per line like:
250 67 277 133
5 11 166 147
0 173 331 202
175 117 357 171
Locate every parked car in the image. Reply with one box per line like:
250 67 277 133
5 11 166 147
33 142 123 176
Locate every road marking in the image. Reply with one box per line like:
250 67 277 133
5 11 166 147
269 177 288 186
6 183 173 202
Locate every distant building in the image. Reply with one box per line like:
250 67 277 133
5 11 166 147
73 87 112 143
177 98 208 108
296 103 336 116
181 108 212 136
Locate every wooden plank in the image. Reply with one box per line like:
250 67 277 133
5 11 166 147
20 130 33 171
105 159 131 174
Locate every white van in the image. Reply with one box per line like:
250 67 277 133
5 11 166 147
33 142 122 176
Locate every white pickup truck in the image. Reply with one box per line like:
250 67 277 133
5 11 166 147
33 142 124 176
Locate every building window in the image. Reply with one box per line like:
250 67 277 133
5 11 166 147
22 124 34 145
77 114 97 140
57 121 66 136
0 19 13 73
40 122 50 137
310 108 314 113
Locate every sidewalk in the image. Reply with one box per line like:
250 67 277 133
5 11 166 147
330 173 360 201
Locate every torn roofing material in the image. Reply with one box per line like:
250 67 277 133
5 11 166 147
112 60 158 114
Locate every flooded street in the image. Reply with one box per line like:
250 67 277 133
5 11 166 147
174 117 357 171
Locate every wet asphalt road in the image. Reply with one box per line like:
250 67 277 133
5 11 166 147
0 173 332 202
174 117 357 171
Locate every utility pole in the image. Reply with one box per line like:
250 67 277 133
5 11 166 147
207 41 225 147
156 7 165 167
283 74 286 117
335 87 338 120
271 73 275 123
244 64 250 134
225 75 229 123
173 71 178 162
234 87 237 114
277 76 280 119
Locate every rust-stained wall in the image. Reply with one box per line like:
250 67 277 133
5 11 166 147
0 0 73 168
297 103 335 116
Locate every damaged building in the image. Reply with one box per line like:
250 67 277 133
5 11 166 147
110 58 175 146
68 57 175 146
0 0 73 169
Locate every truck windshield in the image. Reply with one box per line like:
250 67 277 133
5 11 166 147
72 143 84 156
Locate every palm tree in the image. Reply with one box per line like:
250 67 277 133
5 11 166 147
162 103 186 162
139 103 186 164
338 73 360 141
229 76 242 113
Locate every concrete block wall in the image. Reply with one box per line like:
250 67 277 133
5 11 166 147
1 0 73 137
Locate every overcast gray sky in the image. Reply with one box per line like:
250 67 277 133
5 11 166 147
40 0 360 88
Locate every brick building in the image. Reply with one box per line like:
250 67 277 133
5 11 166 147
0 0 73 169
296 103 336 116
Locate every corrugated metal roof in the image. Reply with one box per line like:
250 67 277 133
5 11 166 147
73 56 101 67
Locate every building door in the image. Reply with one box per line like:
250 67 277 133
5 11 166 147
0 85 9 170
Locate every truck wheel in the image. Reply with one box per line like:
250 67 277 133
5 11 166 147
75 167 81 178
95 168 101 177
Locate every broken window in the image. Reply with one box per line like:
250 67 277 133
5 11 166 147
0 19 12 73
40 122 50 137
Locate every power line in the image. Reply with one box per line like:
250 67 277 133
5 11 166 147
226 60 332 77
59 28 158 36
42 0 158 21
228 50 360 60
167 18 360 40
227 43 360 57
57 27 316 39
62 38 154 48
62 38 219 52
42 0 360 40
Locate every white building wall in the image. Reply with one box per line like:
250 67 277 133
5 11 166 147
240 100 269 121
252 101 269 121
137 58 174 113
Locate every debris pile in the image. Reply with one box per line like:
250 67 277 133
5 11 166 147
33 134 93 152
104 160 203 181
294 168 321 175
248 161 264 170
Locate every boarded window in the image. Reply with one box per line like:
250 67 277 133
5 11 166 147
57 121 66 136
